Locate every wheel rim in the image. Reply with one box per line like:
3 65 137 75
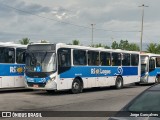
117 79 121 87
73 82 79 90
116 77 122 88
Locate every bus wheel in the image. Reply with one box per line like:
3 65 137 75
115 76 123 89
71 79 83 94
135 82 140 86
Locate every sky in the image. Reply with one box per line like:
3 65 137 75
0 0 159 50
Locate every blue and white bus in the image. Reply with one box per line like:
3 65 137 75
140 53 160 83
0 43 26 89
25 43 140 93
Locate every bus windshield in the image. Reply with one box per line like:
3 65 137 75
26 51 56 72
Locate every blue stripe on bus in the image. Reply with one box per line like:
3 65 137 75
148 68 160 76
60 66 138 78
0 64 25 76
25 66 138 83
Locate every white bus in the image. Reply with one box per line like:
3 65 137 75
0 43 27 89
25 43 140 93
140 53 160 83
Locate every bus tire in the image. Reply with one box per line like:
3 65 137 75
135 82 140 86
71 79 83 94
115 76 123 89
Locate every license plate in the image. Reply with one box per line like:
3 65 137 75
33 84 39 88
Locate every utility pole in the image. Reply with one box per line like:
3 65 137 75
139 4 148 52
91 24 95 46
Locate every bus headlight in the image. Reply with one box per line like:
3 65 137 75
50 76 56 81
48 74 56 83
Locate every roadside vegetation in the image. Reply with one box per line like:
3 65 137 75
18 38 160 54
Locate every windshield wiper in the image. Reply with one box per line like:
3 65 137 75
41 52 48 64
27 52 37 66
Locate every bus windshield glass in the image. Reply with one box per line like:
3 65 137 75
26 51 56 72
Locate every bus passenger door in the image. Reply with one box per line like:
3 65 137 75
57 48 71 90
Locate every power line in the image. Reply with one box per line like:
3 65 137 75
1 3 91 29
1 3 140 33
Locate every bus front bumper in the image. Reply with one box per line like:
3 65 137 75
26 80 57 90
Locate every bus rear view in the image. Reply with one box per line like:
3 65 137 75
25 44 57 91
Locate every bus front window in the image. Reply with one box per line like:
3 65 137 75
26 52 56 72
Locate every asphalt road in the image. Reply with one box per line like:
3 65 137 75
0 84 151 120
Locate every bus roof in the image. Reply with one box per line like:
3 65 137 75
56 43 140 54
140 53 160 57
27 42 140 54
0 42 27 48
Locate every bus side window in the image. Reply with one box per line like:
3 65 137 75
0 47 5 63
2 48 15 63
131 54 139 66
122 53 130 66
100 52 111 66
88 51 99 66
156 58 160 67
16 48 26 64
73 50 86 65
112 53 121 66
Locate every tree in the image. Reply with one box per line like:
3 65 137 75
129 43 140 51
104 45 110 49
111 41 119 49
72 40 80 45
119 40 130 50
92 43 110 49
19 38 30 45
156 44 160 54
146 43 160 54
111 40 139 51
